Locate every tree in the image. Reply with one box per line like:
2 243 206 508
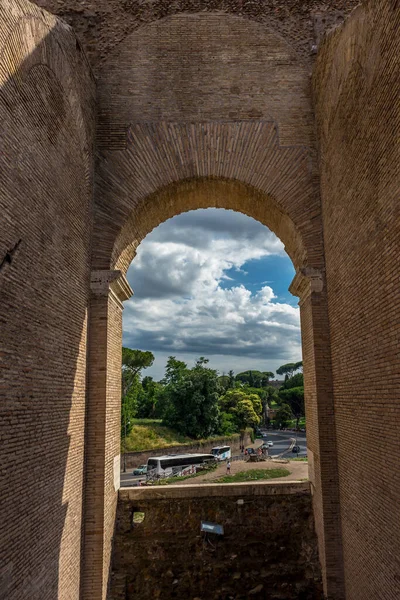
162 357 220 439
274 404 293 429
228 370 235 389
136 376 164 418
121 348 155 434
219 388 262 431
122 347 154 396
279 387 304 429
281 372 304 390
235 396 261 429
235 370 274 388
276 361 303 381
162 356 187 385
262 385 279 425
218 374 231 392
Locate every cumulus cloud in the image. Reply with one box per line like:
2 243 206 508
123 209 301 379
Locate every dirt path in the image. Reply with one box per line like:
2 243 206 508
178 459 308 485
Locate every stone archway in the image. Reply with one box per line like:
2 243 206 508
84 11 343 600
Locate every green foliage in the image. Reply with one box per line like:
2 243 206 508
235 370 275 388
218 388 262 432
278 372 305 428
218 375 231 392
279 387 305 427
218 468 290 483
136 376 164 418
161 357 220 439
281 372 304 390
276 361 303 380
274 403 293 428
124 420 193 452
121 348 155 435
219 412 238 436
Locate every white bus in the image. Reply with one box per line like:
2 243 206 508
146 453 216 479
211 446 231 461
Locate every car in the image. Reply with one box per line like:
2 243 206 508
292 445 301 453
267 441 273 447
133 465 147 476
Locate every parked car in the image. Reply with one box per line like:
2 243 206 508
292 445 301 453
133 465 147 476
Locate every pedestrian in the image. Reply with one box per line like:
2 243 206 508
226 460 231 475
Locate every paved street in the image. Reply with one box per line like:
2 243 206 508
265 430 307 458
120 430 307 487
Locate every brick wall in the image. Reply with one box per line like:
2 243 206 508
314 2 400 598
0 2 95 599
32 0 360 69
110 482 323 600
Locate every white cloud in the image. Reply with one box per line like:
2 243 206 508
122 209 302 380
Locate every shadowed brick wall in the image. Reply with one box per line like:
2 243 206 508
32 0 360 69
314 2 400 598
110 482 323 600
0 1 95 599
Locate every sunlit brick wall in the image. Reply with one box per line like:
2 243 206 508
0 2 95 598
314 2 400 598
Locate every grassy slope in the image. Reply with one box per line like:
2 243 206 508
125 419 192 452
124 418 243 452
218 468 290 483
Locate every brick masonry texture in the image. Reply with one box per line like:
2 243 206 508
0 1 95 599
111 482 323 600
1 1 399 599
31 0 360 69
313 2 400 598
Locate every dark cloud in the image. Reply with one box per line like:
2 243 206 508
122 208 301 377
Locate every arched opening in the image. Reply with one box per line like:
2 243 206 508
85 176 341 600
84 10 342 600
120 207 304 466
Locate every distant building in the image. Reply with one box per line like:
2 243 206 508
269 380 284 389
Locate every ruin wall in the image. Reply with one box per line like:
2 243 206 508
0 2 95 599
313 2 400 598
110 482 323 600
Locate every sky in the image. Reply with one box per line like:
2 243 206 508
123 208 302 380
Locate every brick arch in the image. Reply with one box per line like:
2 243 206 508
93 12 322 276
94 119 322 277
87 10 344 600
113 177 306 274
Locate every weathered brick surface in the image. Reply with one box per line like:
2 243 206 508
90 8 344 599
313 2 400 598
0 1 95 599
110 483 323 600
31 0 360 69
2 1 399 599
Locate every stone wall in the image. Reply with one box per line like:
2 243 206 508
0 1 95 599
32 0 360 69
313 2 400 598
110 482 323 600
124 432 251 469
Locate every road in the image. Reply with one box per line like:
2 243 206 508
262 430 307 458
120 430 307 487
